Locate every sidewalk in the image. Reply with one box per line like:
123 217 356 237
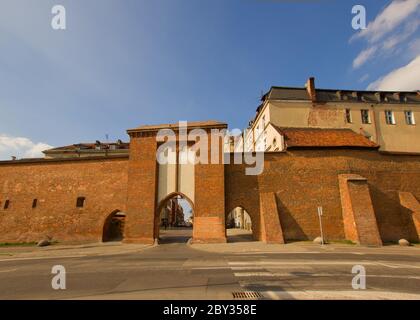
0 242 153 261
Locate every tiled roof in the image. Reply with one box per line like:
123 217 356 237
44 141 129 153
271 125 379 149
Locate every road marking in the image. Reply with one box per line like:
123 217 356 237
191 266 230 270
376 262 420 269
238 273 420 280
0 268 17 273
230 252 313 255
262 290 420 300
229 261 374 266
234 272 274 277
231 266 312 270
228 261 420 269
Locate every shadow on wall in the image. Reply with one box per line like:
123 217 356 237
275 195 308 242
369 185 419 243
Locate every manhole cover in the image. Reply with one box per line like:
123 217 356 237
232 291 263 299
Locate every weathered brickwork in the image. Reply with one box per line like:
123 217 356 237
0 157 128 243
193 135 226 243
338 174 382 246
124 134 158 244
0 145 419 245
225 150 420 244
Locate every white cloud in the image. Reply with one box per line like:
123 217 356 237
353 46 378 69
382 19 419 51
367 55 420 91
351 0 420 69
351 0 420 43
0 134 53 160
359 73 370 83
409 38 420 55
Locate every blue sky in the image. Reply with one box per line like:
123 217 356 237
0 0 419 159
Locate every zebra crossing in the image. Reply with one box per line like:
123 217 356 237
226 258 420 300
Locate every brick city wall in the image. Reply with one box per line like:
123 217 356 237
0 148 419 245
225 149 420 244
0 157 129 243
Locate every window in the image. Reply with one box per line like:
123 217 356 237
4 200 10 210
32 199 38 209
405 111 415 125
345 109 352 123
385 110 396 125
76 197 85 208
273 138 277 148
262 115 266 129
361 109 371 124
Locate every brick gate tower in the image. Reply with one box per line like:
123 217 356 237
123 121 228 244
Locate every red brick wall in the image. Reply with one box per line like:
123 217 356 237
338 174 382 245
193 133 226 243
1 148 419 245
124 133 158 244
0 157 128 243
225 150 420 243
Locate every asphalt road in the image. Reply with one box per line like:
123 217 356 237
0 230 420 300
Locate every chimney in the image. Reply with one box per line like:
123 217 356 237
305 77 316 102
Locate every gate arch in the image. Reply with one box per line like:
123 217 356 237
154 192 195 241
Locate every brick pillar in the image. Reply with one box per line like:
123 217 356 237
399 192 420 239
338 174 382 246
192 131 226 243
259 192 285 244
124 133 157 244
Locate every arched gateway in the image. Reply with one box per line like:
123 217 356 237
123 121 228 244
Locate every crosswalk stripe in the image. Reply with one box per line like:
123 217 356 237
234 272 273 277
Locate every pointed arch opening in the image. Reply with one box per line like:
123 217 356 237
102 210 126 242
226 206 254 242
155 192 194 244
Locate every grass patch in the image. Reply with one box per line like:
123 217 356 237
0 242 37 247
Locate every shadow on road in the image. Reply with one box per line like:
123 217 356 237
158 228 192 244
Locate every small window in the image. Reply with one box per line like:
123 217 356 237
273 138 277 148
361 109 371 124
76 197 85 208
32 199 38 208
405 111 415 125
4 200 10 210
345 109 352 123
385 110 396 125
